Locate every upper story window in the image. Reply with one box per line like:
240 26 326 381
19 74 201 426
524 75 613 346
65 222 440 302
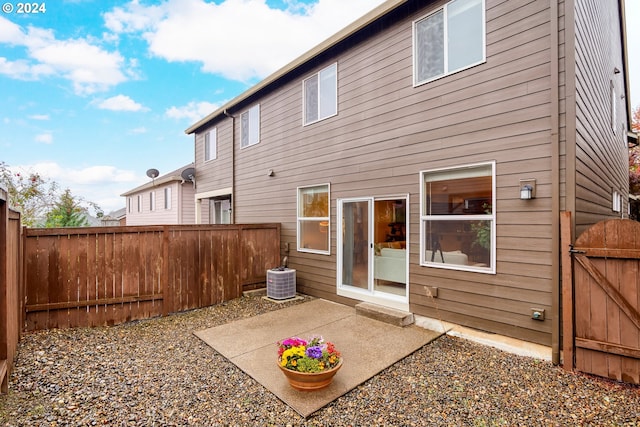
303 63 337 125
420 161 495 273
414 0 485 86
205 128 217 161
164 187 172 210
240 104 260 148
137 195 142 213
149 191 156 211
127 197 132 213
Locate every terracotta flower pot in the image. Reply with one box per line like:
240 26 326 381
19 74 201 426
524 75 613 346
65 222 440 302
278 359 343 391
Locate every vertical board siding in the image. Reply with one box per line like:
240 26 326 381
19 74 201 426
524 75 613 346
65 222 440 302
23 224 279 331
571 219 640 384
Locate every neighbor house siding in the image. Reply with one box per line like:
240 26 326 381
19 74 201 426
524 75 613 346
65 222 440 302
572 0 629 235
125 181 196 226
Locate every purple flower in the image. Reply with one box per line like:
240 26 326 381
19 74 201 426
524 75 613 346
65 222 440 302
305 346 323 359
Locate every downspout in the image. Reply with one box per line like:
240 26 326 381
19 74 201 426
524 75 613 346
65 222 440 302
550 0 561 365
223 109 236 224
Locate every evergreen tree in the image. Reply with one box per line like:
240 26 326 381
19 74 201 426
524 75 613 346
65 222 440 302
43 188 90 228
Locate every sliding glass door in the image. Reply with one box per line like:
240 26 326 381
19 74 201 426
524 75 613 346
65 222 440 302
338 196 408 308
339 199 371 290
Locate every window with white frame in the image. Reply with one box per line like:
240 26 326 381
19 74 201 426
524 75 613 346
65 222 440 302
205 128 217 161
303 63 337 125
612 190 622 212
164 187 172 210
128 197 132 213
240 104 260 148
149 191 156 211
297 184 330 254
420 162 495 272
414 0 485 86
137 195 143 212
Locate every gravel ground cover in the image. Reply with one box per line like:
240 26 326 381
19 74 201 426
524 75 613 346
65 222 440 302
1 293 639 426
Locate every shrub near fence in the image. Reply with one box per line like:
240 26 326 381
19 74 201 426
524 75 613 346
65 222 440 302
24 224 280 331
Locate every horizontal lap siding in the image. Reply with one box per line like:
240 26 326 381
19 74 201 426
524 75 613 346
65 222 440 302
201 0 556 345
573 0 628 235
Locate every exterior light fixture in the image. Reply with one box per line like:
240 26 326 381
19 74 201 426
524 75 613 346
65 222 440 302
519 179 536 200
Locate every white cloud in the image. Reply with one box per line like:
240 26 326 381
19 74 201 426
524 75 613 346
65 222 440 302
11 162 143 212
129 126 147 134
35 132 53 144
103 0 386 82
0 16 134 94
165 100 219 122
29 114 50 120
95 94 148 111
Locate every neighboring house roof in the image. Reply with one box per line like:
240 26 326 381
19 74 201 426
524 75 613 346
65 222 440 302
184 0 406 134
120 163 194 197
104 207 126 220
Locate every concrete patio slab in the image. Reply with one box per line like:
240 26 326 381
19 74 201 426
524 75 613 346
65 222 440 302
194 299 441 417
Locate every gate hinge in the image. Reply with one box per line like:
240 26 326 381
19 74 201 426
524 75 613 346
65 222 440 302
569 244 586 254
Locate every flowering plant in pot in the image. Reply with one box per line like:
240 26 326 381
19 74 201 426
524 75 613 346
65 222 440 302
277 335 342 391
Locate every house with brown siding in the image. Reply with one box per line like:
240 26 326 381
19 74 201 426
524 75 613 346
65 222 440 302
185 0 636 362
121 164 196 225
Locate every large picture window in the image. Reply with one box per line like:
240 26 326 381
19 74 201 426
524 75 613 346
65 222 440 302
414 0 485 85
240 104 260 148
420 162 495 272
297 184 330 254
303 63 337 125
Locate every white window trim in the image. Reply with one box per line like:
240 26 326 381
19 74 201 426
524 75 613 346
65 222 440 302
240 104 260 149
205 128 217 161
137 195 143 213
164 187 172 210
612 189 621 213
419 161 496 274
149 191 156 211
413 0 486 87
297 183 331 255
611 81 617 135
302 62 338 126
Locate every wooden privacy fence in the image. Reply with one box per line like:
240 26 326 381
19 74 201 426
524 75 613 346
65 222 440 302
24 223 280 331
0 189 24 393
562 213 640 384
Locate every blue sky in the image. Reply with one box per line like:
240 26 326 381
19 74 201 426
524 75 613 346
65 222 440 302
1 0 639 214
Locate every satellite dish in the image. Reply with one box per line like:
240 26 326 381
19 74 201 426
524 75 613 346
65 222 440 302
146 168 159 179
181 167 196 188
181 167 195 182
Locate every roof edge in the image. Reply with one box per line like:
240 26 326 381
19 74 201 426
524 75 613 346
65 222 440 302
185 0 408 135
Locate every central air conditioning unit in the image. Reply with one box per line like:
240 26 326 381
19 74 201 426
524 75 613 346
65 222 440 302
266 268 296 300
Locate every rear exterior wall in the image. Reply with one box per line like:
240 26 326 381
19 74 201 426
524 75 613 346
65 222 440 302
194 0 562 346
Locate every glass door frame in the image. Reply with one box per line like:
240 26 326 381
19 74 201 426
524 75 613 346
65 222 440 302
336 195 409 311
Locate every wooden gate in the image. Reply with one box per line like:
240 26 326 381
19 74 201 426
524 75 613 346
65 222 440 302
561 213 640 384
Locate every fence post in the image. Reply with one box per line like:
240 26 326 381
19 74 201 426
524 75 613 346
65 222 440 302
560 211 574 372
162 226 170 317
